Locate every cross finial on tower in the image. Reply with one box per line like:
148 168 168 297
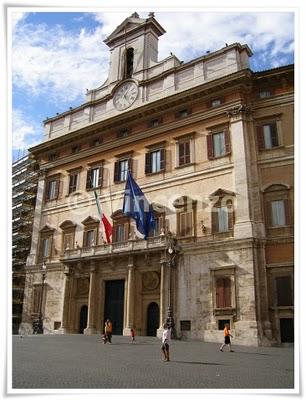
148 12 155 18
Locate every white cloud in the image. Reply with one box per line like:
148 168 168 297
12 109 42 151
12 11 294 113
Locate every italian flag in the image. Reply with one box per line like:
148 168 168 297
94 190 113 244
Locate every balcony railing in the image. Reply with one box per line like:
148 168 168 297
61 236 167 260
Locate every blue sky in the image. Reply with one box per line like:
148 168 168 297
11 10 294 161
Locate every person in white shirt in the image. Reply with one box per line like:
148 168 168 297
161 323 171 362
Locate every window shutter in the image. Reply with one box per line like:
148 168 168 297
216 279 224 308
54 180 60 199
212 207 219 233
224 278 232 307
145 152 151 174
128 158 133 175
257 125 265 151
227 202 234 230
270 122 279 147
98 166 103 187
207 134 214 159
224 130 231 154
160 148 165 171
265 201 272 227
86 170 91 189
284 198 291 225
124 222 130 241
178 142 184 165
185 141 191 164
44 182 50 201
114 161 120 183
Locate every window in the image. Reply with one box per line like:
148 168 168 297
176 108 191 119
48 152 59 162
68 171 79 194
82 216 99 247
173 196 196 237
179 211 193 237
276 276 293 306
257 122 279 150
148 117 162 128
60 220 76 252
178 140 190 166
145 149 165 174
207 130 230 159
114 158 132 183
117 128 130 138
149 212 165 237
41 237 51 258
90 137 102 147
259 90 271 98
210 190 235 234
83 229 95 247
38 226 54 261
45 177 60 201
86 166 103 189
112 211 130 242
218 319 230 330
71 145 81 154
216 277 232 308
271 200 286 227
211 98 222 107
124 48 134 79
263 184 291 228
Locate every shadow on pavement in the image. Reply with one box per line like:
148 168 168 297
172 361 223 366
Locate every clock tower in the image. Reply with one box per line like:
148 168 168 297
104 12 166 84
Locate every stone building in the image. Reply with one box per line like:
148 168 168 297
20 12 294 345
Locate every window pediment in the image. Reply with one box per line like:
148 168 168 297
262 183 290 193
59 220 77 230
81 216 99 226
39 224 55 233
209 188 235 200
173 195 197 209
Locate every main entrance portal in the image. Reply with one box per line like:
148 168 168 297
147 302 159 336
104 280 125 335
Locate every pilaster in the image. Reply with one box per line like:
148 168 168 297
84 261 97 335
123 256 135 336
58 265 72 334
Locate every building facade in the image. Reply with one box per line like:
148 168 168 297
12 155 38 333
20 13 294 345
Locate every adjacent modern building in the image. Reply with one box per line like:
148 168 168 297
20 12 294 345
12 155 38 333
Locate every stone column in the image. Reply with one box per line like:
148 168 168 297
227 105 254 239
84 262 97 335
123 257 135 336
157 257 169 338
59 265 72 334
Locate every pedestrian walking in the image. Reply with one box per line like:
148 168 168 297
161 323 171 361
130 328 136 343
220 323 234 352
104 319 113 344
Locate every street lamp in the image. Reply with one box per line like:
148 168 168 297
165 231 179 338
33 262 47 334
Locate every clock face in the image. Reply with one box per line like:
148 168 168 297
113 81 138 111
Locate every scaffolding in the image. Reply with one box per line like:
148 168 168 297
12 155 39 334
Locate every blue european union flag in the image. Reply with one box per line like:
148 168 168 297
123 171 155 240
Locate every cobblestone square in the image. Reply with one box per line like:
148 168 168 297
11 334 295 390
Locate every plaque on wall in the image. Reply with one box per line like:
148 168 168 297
142 271 160 291
76 278 89 296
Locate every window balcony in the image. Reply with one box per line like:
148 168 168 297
61 236 167 261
